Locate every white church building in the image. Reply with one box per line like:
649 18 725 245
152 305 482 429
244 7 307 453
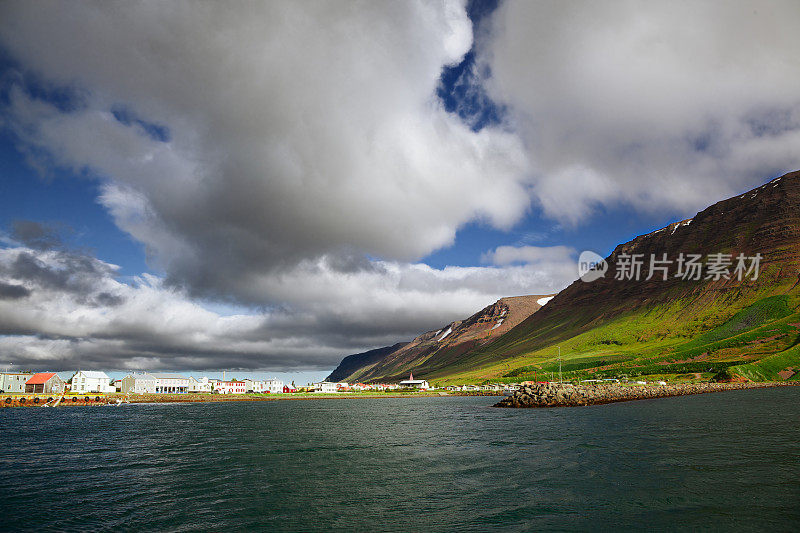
399 372 430 390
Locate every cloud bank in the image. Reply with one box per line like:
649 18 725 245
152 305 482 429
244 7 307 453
0 240 574 371
480 0 800 223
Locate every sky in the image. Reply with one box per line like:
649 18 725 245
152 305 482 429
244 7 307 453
0 0 799 381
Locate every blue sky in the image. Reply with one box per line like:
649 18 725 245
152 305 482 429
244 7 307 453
0 0 798 377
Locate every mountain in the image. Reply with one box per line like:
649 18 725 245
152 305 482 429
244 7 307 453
329 170 800 385
433 170 800 384
326 294 555 383
326 343 408 383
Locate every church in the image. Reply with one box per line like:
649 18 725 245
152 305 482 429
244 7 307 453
398 372 430 390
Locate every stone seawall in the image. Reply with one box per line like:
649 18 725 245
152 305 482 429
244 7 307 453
0 394 110 407
494 381 799 408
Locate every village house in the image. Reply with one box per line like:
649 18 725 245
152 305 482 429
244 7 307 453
120 373 190 394
188 376 212 393
151 373 190 393
242 378 284 393
0 371 33 393
71 371 115 393
310 381 339 393
214 380 247 394
263 378 284 393
244 379 264 393
25 372 66 394
121 373 156 394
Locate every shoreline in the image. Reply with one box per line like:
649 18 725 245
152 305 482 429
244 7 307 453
0 390 501 408
120 391 500 404
4 382 799 408
494 380 800 408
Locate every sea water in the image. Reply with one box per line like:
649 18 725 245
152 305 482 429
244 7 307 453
1 388 799 531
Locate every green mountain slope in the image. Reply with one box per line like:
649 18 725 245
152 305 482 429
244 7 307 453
429 171 800 385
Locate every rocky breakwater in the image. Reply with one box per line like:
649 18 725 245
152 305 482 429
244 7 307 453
494 381 798 408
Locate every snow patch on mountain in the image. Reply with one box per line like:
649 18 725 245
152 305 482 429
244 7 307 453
537 296 554 306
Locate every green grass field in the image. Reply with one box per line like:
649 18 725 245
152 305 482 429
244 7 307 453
425 288 800 387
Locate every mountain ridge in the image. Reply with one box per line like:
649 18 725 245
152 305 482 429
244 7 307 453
326 294 555 383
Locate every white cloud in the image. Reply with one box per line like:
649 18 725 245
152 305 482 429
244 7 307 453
480 0 800 223
482 244 575 267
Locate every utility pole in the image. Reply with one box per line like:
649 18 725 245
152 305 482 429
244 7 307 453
558 346 562 384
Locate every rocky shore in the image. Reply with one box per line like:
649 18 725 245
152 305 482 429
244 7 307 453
494 381 799 408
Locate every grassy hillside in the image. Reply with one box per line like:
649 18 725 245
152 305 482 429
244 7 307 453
425 285 800 386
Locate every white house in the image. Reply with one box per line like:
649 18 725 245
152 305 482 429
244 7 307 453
244 379 262 393
311 381 339 393
263 378 283 393
245 378 284 393
188 376 212 393
151 373 189 393
121 373 156 394
120 373 189 394
0 372 33 393
71 371 115 394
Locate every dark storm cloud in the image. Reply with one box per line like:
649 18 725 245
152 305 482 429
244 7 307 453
10 220 63 250
0 281 30 300
4 250 114 296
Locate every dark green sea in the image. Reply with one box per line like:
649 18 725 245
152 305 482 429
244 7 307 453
2 388 799 532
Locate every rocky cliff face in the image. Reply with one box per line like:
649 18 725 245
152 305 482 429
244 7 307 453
326 294 554 383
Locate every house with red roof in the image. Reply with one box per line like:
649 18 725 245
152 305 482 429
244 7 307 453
25 372 66 394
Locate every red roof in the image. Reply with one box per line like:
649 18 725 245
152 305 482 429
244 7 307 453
26 372 57 385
